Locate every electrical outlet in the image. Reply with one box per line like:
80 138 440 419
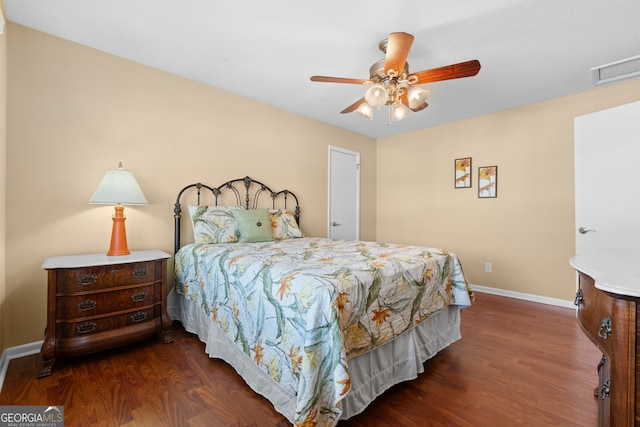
485 262 493 273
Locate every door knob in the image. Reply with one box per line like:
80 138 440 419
332 222 341 227
578 227 595 234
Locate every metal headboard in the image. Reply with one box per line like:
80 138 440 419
173 176 300 253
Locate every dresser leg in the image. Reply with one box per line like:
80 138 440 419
38 361 54 378
161 313 174 343
38 337 56 378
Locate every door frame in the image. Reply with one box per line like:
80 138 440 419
327 145 360 240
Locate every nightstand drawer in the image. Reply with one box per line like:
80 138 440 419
55 306 160 337
56 261 160 293
56 283 160 320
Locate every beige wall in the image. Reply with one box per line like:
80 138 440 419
5 21 640 350
0 3 7 354
377 78 640 301
4 23 376 348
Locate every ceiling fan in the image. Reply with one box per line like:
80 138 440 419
310 32 481 122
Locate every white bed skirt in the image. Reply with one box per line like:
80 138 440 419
169 289 462 423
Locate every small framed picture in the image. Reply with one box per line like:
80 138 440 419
478 166 498 198
454 157 472 188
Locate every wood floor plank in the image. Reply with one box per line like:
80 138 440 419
0 293 600 426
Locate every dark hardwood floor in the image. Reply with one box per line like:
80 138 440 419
1 293 600 426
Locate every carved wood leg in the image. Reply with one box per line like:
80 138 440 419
161 313 174 344
38 337 56 378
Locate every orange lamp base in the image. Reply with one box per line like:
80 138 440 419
107 205 130 256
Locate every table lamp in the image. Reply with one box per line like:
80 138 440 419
89 162 147 256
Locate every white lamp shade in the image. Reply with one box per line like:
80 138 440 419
89 164 147 205
364 83 388 107
407 86 430 109
355 102 373 120
390 103 411 122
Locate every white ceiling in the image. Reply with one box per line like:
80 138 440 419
5 0 640 139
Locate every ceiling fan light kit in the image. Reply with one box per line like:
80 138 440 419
364 83 388 107
407 86 430 109
310 32 481 123
391 103 411 122
355 102 374 120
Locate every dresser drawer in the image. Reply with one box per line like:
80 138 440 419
577 273 616 352
55 306 160 337
56 261 160 293
56 283 159 320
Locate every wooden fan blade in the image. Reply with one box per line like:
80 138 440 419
310 76 368 84
341 97 366 114
408 59 481 84
384 32 414 76
399 92 429 112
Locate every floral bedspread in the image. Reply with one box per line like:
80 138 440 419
175 237 472 427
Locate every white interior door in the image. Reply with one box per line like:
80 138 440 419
328 146 360 240
574 100 640 254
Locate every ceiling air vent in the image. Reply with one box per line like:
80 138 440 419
591 54 640 86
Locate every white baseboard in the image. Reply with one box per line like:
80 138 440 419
0 340 43 393
471 284 575 309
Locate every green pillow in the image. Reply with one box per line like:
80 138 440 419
232 209 274 242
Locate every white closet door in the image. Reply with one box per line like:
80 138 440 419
574 100 640 254
328 146 360 240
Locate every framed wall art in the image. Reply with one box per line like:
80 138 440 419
478 166 498 198
454 157 472 188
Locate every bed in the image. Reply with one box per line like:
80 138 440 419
170 176 473 426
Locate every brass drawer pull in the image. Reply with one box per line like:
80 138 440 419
598 317 612 340
77 274 98 285
76 321 97 334
131 311 148 323
131 291 148 302
77 300 97 310
131 268 148 278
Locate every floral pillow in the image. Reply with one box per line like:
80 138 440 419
269 209 303 240
188 205 244 244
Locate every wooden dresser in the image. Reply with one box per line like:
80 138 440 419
571 250 640 426
39 250 173 378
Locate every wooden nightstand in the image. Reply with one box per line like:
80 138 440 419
38 250 173 378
